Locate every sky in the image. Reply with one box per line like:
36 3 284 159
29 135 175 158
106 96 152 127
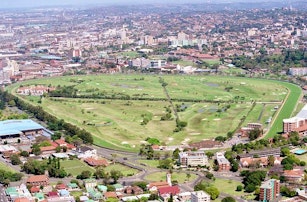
0 0 280 9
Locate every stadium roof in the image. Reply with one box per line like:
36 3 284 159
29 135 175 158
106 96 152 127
296 104 307 119
0 119 44 137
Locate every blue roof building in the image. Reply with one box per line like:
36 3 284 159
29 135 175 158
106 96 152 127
0 119 51 139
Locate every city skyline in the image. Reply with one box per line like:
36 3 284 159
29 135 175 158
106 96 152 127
1 0 284 8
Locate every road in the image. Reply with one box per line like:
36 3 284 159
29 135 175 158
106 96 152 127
0 184 9 202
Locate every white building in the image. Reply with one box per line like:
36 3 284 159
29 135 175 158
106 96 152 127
191 190 210 202
179 151 208 167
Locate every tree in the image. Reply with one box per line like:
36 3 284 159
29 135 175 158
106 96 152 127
205 186 220 200
10 154 21 165
107 185 115 192
268 155 275 167
236 185 243 191
186 173 191 181
158 158 173 169
222 197 236 202
132 181 148 191
77 170 92 180
110 170 123 183
55 146 61 153
94 167 107 179
172 148 180 160
20 151 29 157
205 151 214 159
31 144 41 156
281 147 290 157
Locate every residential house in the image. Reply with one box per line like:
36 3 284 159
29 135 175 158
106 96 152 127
178 192 191 202
26 175 49 186
240 156 282 168
67 183 79 191
84 179 97 190
158 186 180 202
283 168 304 183
147 182 169 192
40 145 56 155
113 184 124 192
77 146 97 159
124 186 144 195
84 157 109 167
104 192 117 200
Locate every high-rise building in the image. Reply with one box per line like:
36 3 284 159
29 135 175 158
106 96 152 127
259 179 280 202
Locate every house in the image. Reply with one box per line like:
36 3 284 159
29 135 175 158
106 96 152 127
113 184 124 192
191 190 211 202
104 191 117 199
216 152 231 172
14 198 31 202
178 192 191 202
30 186 40 193
147 182 169 192
67 183 79 191
55 184 67 190
84 179 97 190
158 186 180 202
88 189 103 200
124 186 144 195
84 157 109 167
158 186 180 196
97 185 108 193
40 145 56 155
26 175 49 186
283 168 304 183
77 146 97 159
240 156 282 168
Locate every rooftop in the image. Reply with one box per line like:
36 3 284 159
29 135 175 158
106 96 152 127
0 119 44 137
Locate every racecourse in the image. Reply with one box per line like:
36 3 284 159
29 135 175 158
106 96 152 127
7 75 301 150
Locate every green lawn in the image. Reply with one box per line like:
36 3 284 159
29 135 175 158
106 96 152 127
7 75 300 150
0 161 16 173
104 163 139 176
211 178 244 197
144 171 197 183
265 82 302 138
61 159 95 176
138 160 160 168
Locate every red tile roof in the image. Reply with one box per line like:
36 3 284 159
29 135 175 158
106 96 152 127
30 186 40 193
40 145 56 152
14 198 30 202
48 191 58 197
27 175 49 183
104 191 117 198
84 157 109 167
148 181 169 189
55 183 67 190
158 186 180 195
55 139 67 146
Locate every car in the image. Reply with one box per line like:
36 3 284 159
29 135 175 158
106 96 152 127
123 157 128 160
